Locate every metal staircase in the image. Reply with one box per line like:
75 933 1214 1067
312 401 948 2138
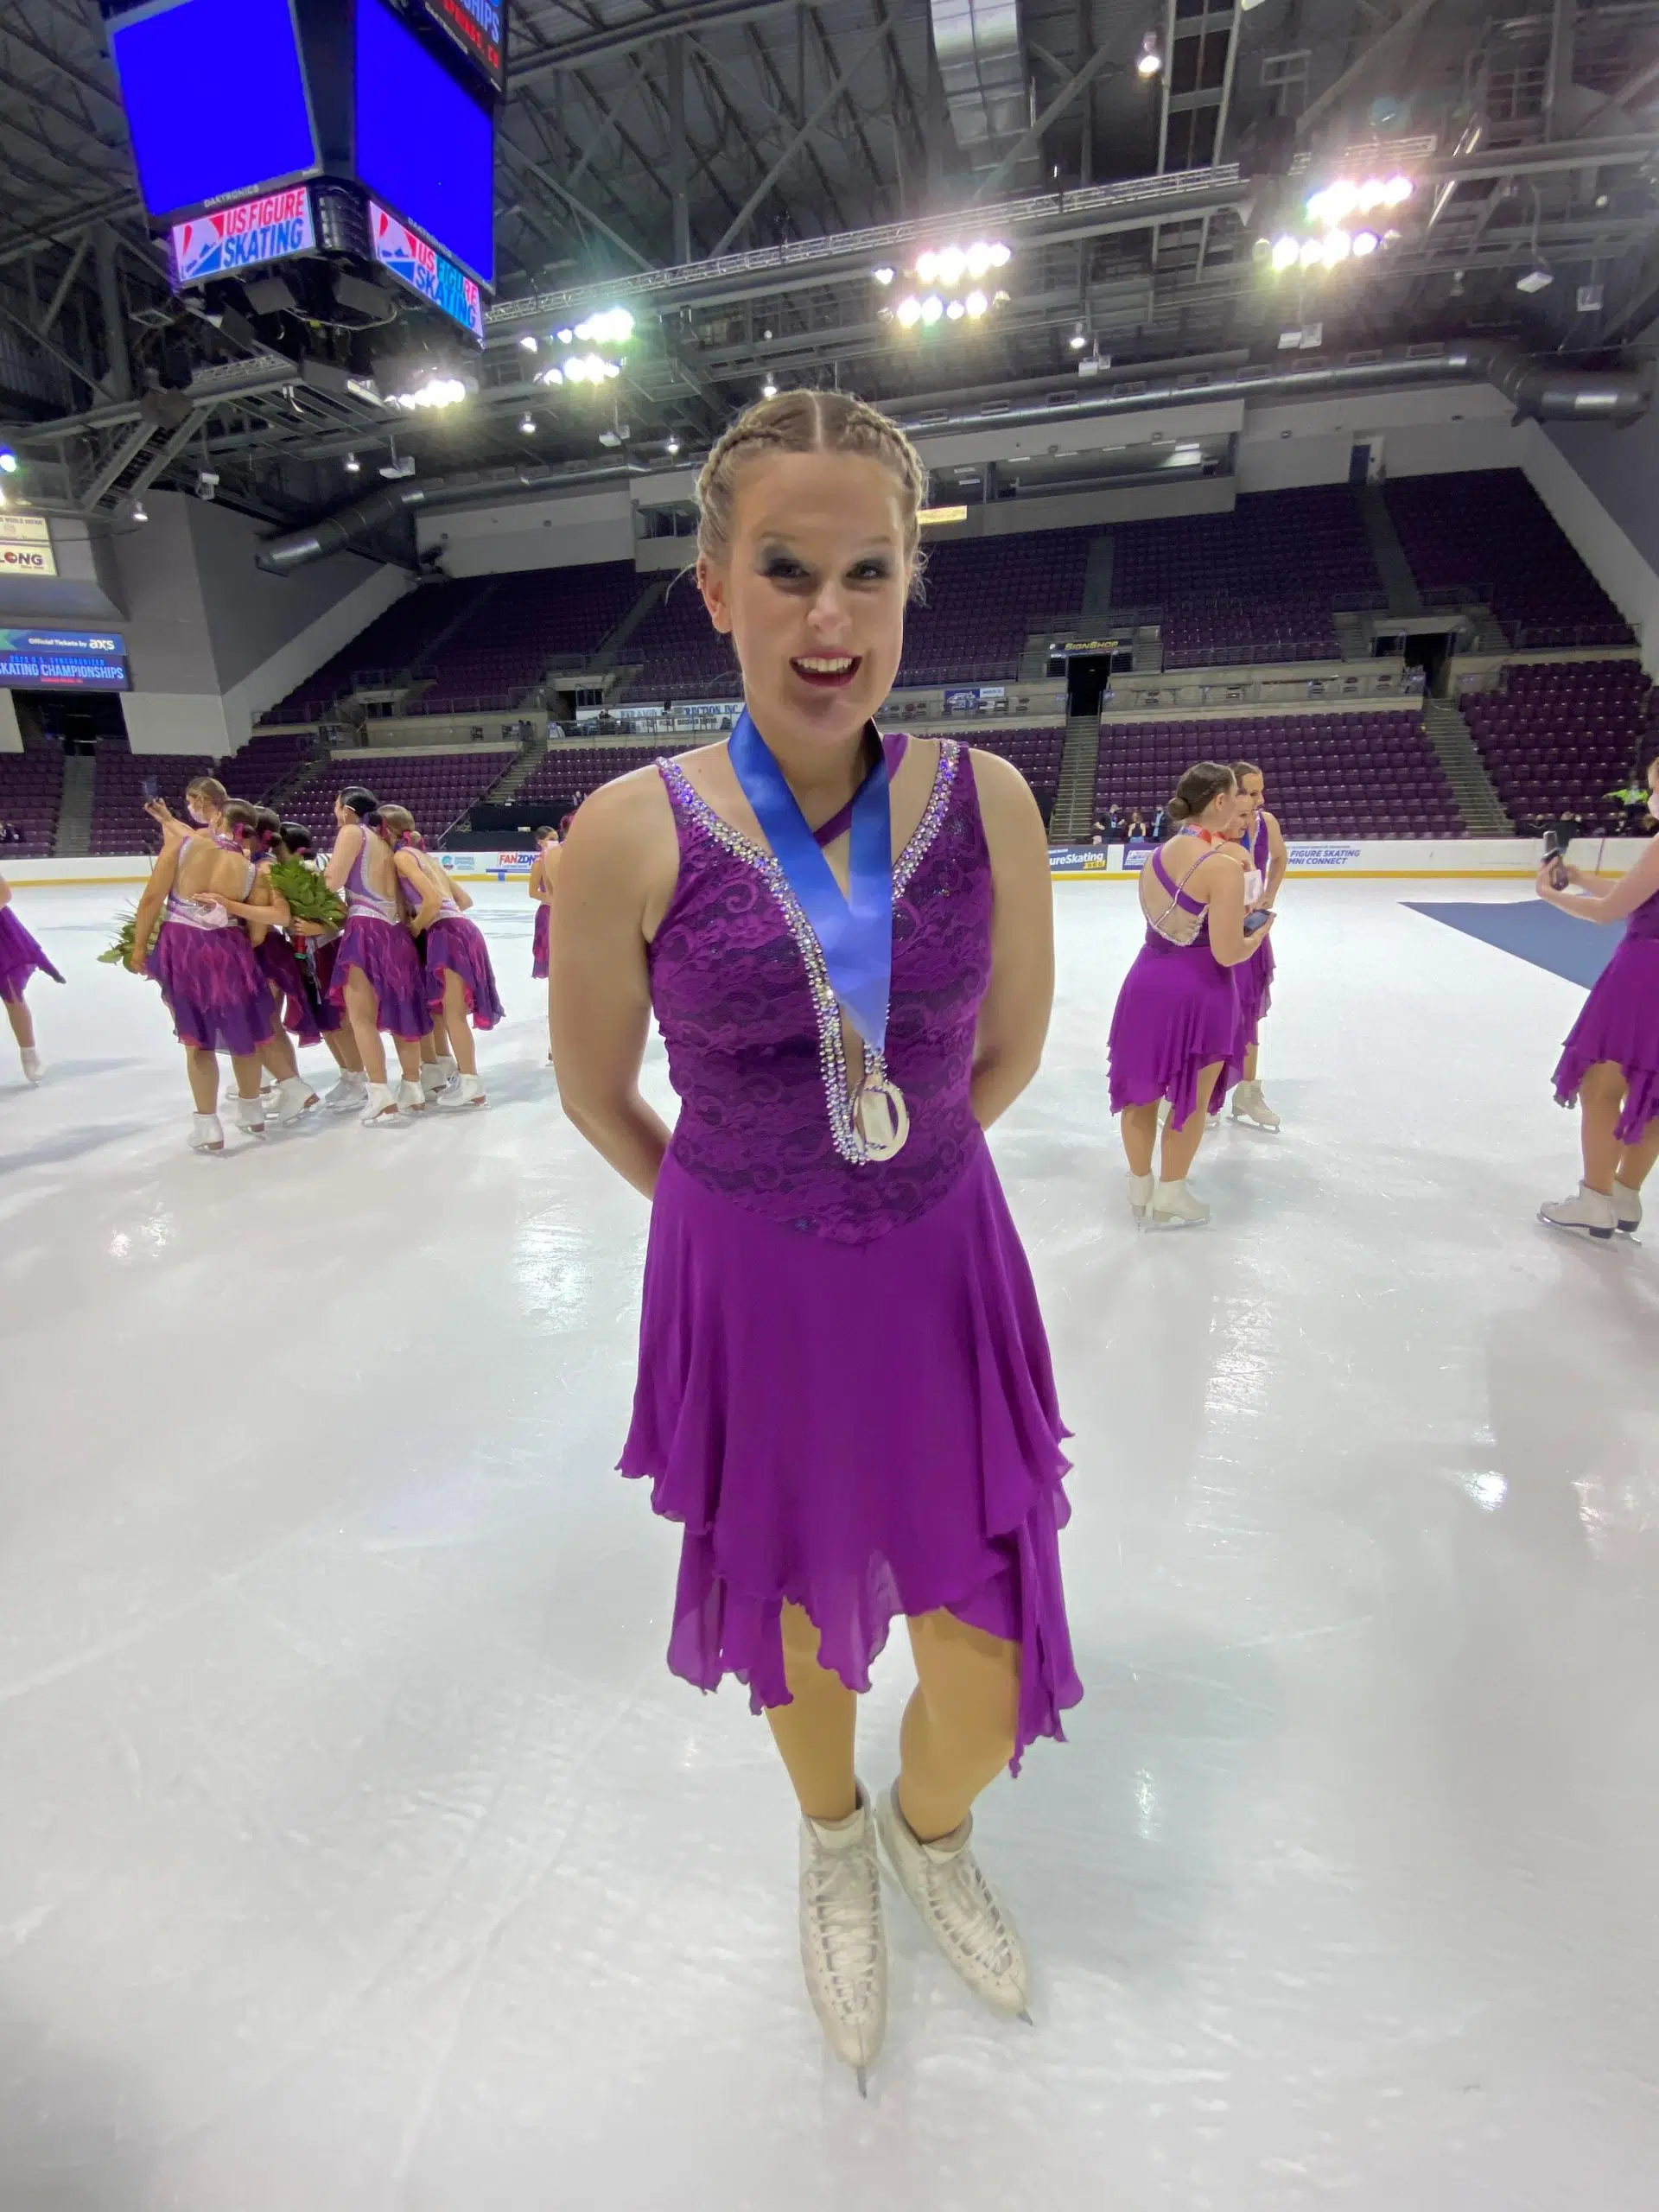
480 728 550 804
1423 697 1512 834
1049 711 1103 843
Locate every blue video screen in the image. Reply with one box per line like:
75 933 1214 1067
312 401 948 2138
355 0 496 287
0 630 130 691
110 0 318 222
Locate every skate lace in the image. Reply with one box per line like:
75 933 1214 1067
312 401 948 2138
920 1847 1016 1976
804 1847 882 2002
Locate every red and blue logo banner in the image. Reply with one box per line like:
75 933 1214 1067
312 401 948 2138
367 200 485 342
169 188 316 285
424 0 505 89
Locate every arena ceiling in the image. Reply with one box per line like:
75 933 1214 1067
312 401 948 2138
1 0 1658 545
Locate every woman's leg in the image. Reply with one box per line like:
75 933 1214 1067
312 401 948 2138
3 991 34 1051
343 970 388 1084
441 971 477 1076
391 1033 423 1085
259 1021 299 1084
1577 1060 1626 1194
1616 1116 1659 1192
229 1052 264 1104
1243 1040 1260 1084
897 1610 1019 1842
324 1027 362 1073
1121 1101 1158 1176
766 1602 859 1823
185 1045 219 1113
1160 1060 1224 1181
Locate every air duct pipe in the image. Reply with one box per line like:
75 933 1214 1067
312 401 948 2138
255 461 640 572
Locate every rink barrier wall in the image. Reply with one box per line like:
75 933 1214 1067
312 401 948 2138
4 839 1649 888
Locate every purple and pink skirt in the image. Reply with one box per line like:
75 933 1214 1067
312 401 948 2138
329 914 429 1040
1109 932 1241 1127
308 937 345 1033
1233 931 1274 1060
620 1139 1081 1773
425 913 505 1029
0 905 62 1003
532 901 550 979
1554 932 1659 1144
146 920 275 1058
256 931 321 1047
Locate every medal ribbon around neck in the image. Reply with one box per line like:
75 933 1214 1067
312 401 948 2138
727 709 909 1161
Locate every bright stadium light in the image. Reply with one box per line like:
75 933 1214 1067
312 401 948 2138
762 375 778 397
964 289 988 317
518 333 538 352
391 375 467 410
919 294 944 324
1137 32 1162 76
575 308 634 345
872 266 895 285
519 413 535 433
1271 235 1300 272
0 448 17 474
344 451 360 474
912 242 1009 290
1322 228 1351 267
945 298 965 320
896 295 923 327
1352 229 1380 257
1300 238 1323 268
916 251 939 283
1383 175 1414 206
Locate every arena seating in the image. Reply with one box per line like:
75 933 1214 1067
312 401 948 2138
516 741 693 819
412 563 644 715
1383 471 1631 648
0 748 64 857
87 741 219 856
896 530 1096 687
1460 659 1656 835
224 728 315 802
1110 488 1385 668
257 579 487 725
1095 710 1465 838
618 580 738 703
281 750 515 843
967 727 1065 819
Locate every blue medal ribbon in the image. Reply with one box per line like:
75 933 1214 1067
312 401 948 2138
727 709 893 1057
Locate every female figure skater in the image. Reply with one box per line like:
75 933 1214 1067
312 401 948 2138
323 787 429 1125
553 391 1079 2088
1536 753 1659 1238
1228 760 1286 1130
129 798 288 1151
272 821 366 1113
529 824 560 1063
1108 762 1273 1227
241 805 320 1126
379 805 504 1108
0 867 62 1083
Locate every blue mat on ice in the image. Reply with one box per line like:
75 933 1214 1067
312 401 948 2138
1406 900 1618 989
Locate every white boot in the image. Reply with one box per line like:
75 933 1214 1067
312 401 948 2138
1538 1183 1617 1241
19 1046 41 1084
419 1055 454 1098
1231 1079 1281 1131
1128 1171 1154 1224
189 1112 224 1153
875 1784 1029 2020
438 1071 486 1109
397 1079 428 1115
274 1074 318 1125
323 1071 367 1114
234 1093 266 1136
1613 1179 1643 1235
799 1785 887 2091
1150 1178 1210 1228
360 1081 399 1127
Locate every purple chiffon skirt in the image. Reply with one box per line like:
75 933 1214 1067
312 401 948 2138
330 914 429 1040
1233 931 1274 1060
147 920 274 1058
620 1141 1081 1772
1553 934 1659 1144
1109 933 1241 1125
0 906 62 1002
532 901 550 979
425 914 505 1029
309 938 345 1033
256 931 321 1046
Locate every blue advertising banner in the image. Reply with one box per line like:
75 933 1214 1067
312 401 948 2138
0 630 130 690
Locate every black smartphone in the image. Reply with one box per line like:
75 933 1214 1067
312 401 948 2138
1243 909 1272 935
1541 829 1569 891
141 775 161 802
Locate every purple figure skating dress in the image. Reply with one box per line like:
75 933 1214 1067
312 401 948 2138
1232 811 1274 1061
257 927 322 1046
1108 842 1243 1125
145 838 275 1057
532 900 551 978
328 833 428 1039
0 902 62 1002
621 738 1080 1770
1553 871 1659 1142
423 886 505 1028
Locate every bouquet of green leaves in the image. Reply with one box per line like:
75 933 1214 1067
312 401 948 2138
268 856 346 931
98 906 161 969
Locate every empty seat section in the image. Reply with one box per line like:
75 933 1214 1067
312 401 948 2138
1382 471 1632 648
1460 659 1656 834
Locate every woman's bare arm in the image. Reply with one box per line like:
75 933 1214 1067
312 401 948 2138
969 749 1054 1129
550 772 677 1198
1538 833 1659 922
325 823 361 893
394 849 442 934
1198 849 1265 966
128 842 181 969
1263 808 1288 905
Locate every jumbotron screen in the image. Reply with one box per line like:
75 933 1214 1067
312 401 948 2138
356 0 496 286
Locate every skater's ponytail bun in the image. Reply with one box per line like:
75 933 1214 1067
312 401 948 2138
1166 761 1236 824
377 804 416 840
278 821 315 857
219 799 265 849
339 785 379 823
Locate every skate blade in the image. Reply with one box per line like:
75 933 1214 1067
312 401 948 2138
1537 1211 1615 1241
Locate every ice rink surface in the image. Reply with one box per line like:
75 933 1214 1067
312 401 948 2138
2 876 1656 2211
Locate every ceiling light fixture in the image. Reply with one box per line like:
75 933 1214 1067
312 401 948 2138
0 448 17 474
1351 230 1380 257
344 451 360 474
519 413 535 433
665 435 681 455
574 308 634 346
130 499 148 523
1136 32 1162 77
1516 261 1554 294
872 266 895 285
518 333 538 352
761 376 779 397
390 375 468 410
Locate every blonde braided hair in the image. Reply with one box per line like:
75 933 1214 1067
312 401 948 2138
696 391 929 593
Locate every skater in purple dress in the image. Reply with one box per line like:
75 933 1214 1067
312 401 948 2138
1228 761 1287 1129
1108 762 1274 1227
552 391 1078 2088
0 867 63 1084
273 821 366 1114
529 825 559 1065
129 799 288 1152
380 805 503 1109
1536 752 1659 1238
323 789 429 1126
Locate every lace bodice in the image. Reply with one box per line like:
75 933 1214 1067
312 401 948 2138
649 738 992 1244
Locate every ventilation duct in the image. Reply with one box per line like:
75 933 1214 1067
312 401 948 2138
254 462 639 572
930 0 1032 176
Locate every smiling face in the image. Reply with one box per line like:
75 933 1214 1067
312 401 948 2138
696 449 912 749
1237 770 1265 820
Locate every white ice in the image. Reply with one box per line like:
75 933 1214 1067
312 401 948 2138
1 878 1656 2211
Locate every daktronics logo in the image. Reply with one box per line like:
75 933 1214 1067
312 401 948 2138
430 0 502 76
172 189 315 284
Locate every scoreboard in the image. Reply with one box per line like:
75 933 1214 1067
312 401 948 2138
104 0 503 342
